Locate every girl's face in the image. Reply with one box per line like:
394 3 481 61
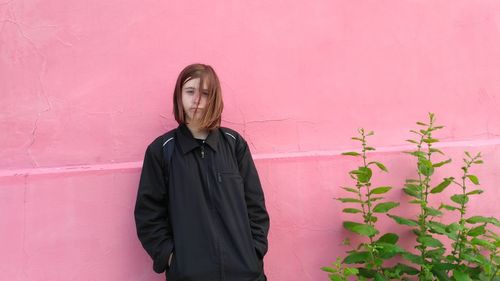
181 78 208 124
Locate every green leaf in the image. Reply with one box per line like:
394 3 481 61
424 206 443 217
341 187 358 193
342 151 361 156
365 146 376 151
358 268 376 278
343 221 379 237
321 266 336 273
342 208 362 214
351 167 372 183
337 198 363 203
461 252 482 264
365 197 384 204
343 251 370 264
466 175 480 185
416 121 428 126
446 223 461 233
377 233 399 244
432 125 445 130
493 255 500 265
471 238 495 250
373 202 400 213
369 186 392 195
387 214 418 226
374 273 388 281
430 178 453 193
406 179 419 183
423 138 439 143
403 184 422 199
418 158 434 176
433 159 452 167
425 248 445 259
429 148 445 155
393 263 419 275
466 216 500 226
402 252 424 264
451 194 469 205
406 139 419 144
376 242 405 259
366 197 384 203
427 221 447 235
468 225 486 237
453 269 472 281
417 236 443 248
473 160 483 164
431 263 454 275
329 275 343 281
344 267 358 276
351 137 363 142
370 161 388 172
404 151 427 158
445 225 459 239
439 204 458 211
466 189 483 195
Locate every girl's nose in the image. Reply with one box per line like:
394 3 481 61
193 92 200 104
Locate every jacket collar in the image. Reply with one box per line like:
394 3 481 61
176 124 220 154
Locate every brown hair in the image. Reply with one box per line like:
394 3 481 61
173 63 224 130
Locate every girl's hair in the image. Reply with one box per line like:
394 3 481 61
173 63 224 130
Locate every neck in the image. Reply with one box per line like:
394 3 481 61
186 122 209 139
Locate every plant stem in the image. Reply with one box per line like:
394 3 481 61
359 129 382 273
417 116 435 280
451 155 478 267
488 250 499 281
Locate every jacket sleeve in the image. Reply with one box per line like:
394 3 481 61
134 143 174 273
236 137 270 259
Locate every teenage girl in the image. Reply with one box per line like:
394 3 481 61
134 63 270 281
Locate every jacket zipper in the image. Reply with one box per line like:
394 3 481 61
200 141 224 277
201 141 212 211
201 144 205 158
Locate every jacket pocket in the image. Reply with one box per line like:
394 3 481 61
216 171 245 203
217 171 242 182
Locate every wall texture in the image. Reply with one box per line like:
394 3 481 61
1 1 500 280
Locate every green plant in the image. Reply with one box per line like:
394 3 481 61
322 258 360 281
323 113 499 280
321 128 415 280
440 151 500 280
392 112 453 279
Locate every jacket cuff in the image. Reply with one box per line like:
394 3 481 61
153 240 174 273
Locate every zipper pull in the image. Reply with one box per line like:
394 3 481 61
217 172 222 182
201 146 205 158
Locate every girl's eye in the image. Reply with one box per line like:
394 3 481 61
186 90 194 94
202 92 209 96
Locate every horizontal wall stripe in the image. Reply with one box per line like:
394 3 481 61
1 138 499 178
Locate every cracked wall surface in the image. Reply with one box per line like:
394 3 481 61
1 0 500 280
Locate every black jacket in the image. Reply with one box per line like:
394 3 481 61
134 124 270 281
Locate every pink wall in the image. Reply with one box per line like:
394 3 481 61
2 1 500 280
